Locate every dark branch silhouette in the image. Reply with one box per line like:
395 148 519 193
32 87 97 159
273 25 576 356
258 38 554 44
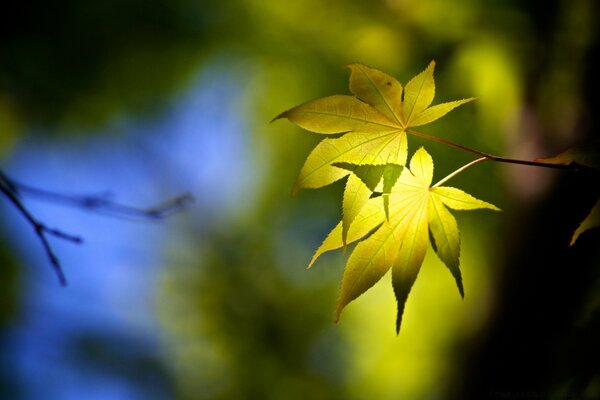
0 170 193 285
10 179 194 220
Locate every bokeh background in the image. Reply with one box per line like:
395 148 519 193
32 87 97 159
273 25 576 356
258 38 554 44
1 0 599 399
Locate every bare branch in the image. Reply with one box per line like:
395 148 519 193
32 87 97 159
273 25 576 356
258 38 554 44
0 170 193 285
406 129 591 171
5 177 194 220
0 171 78 285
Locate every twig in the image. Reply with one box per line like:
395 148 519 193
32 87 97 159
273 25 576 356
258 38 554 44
0 172 81 286
0 170 193 285
8 178 194 220
406 129 583 171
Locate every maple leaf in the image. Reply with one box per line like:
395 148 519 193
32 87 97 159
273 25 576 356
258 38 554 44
273 62 474 193
333 163 403 244
341 173 373 246
310 148 500 333
274 62 491 333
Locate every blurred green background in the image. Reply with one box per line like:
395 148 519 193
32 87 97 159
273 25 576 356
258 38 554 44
1 0 599 399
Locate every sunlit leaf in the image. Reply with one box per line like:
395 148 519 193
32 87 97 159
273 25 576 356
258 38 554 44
388 148 432 332
295 130 406 191
402 61 436 126
308 198 385 268
407 145 434 186
336 190 424 322
382 163 404 219
348 63 403 125
342 174 372 245
273 95 398 134
382 164 404 193
431 186 501 211
570 199 600 246
390 196 429 333
333 163 386 191
276 61 473 195
276 63 495 333
333 147 499 332
409 98 475 127
428 195 463 297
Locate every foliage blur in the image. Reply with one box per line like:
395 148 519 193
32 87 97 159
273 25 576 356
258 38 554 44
1 0 599 399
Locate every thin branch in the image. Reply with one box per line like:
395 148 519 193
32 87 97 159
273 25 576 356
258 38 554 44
0 170 193 285
6 177 194 220
406 129 583 171
0 173 81 286
432 157 488 188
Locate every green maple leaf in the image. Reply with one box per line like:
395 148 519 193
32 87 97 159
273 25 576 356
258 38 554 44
273 62 474 193
275 62 474 250
341 173 373 247
274 63 491 333
310 148 499 333
332 163 403 244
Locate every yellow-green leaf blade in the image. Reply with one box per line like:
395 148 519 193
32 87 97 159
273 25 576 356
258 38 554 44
308 198 386 268
382 164 404 193
348 63 403 126
410 146 434 187
428 195 463 297
342 174 372 245
336 191 423 320
335 223 396 322
409 98 475 127
274 95 399 134
334 163 404 202
391 192 429 334
296 131 405 190
336 150 428 326
384 147 436 333
333 163 386 191
570 198 600 246
402 61 436 126
432 186 500 211
393 147 433 191
382 163 404 219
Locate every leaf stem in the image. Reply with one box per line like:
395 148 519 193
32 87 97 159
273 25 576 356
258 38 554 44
432 157 488 188
406 129 581 171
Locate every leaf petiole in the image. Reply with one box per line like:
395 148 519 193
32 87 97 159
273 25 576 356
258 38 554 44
432 157 488 188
